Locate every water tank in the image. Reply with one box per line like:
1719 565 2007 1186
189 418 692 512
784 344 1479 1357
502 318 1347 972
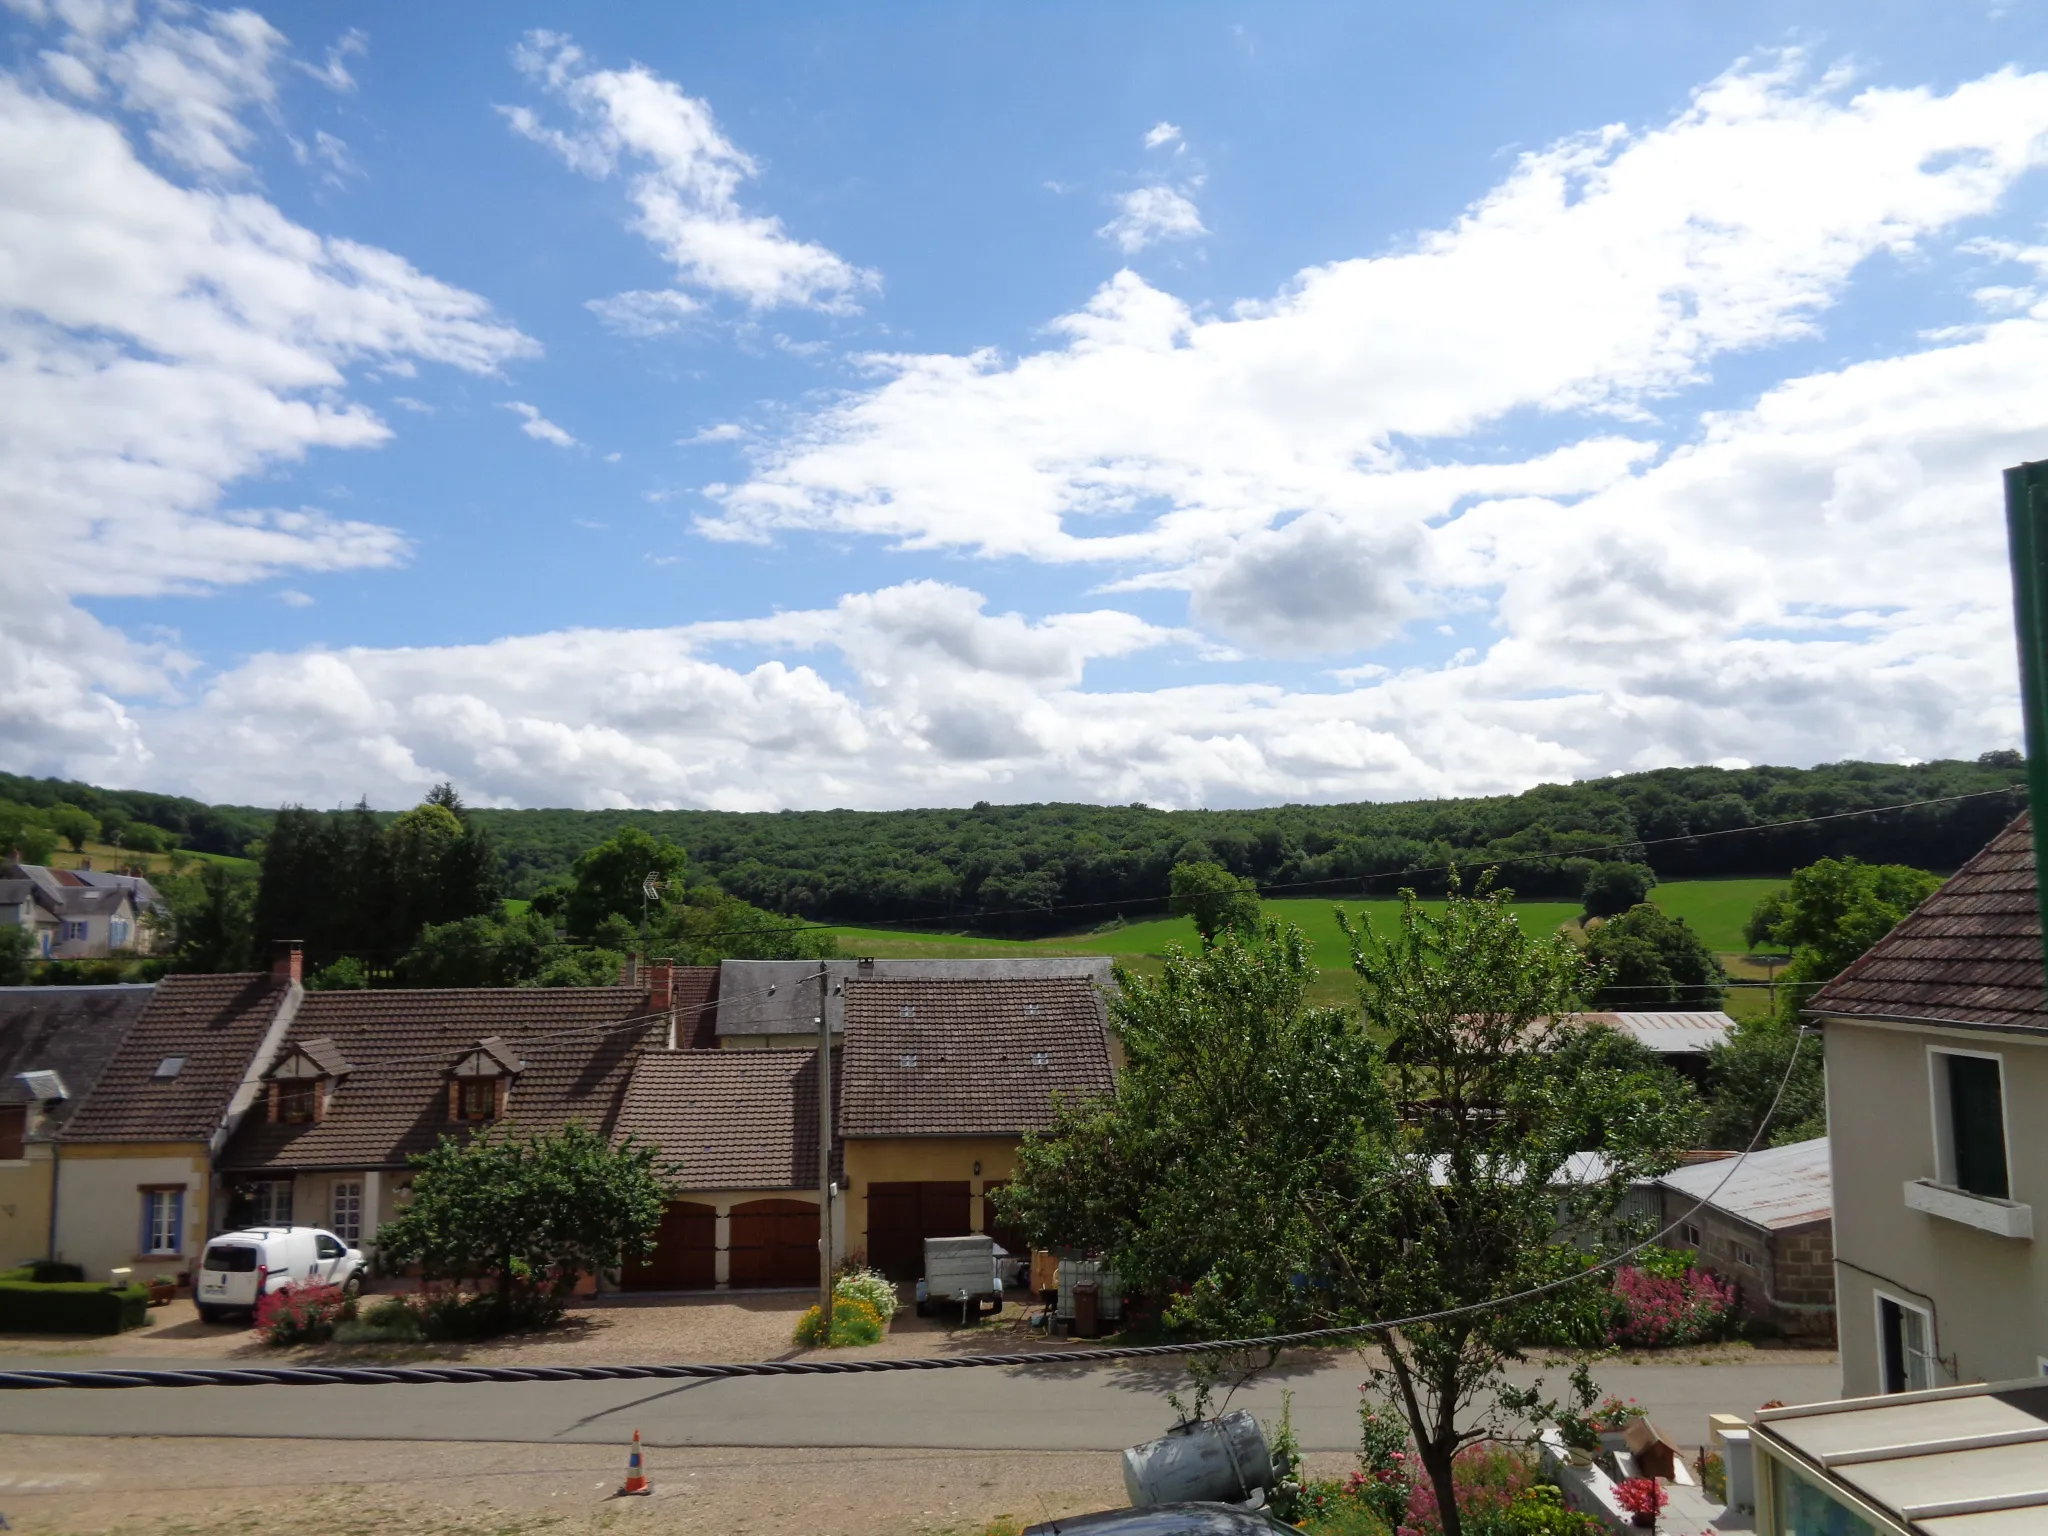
1121 1411 1275 1508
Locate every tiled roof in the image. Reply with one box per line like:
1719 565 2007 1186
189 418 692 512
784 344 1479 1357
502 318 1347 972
672 966 720 1048
1652 1136 1832 1230
218 986 661 1171
63 973 294 1144
1808 812 2046 1032
839 976 1115 1139
613 1049 840 1190
716 957 1116 1038
0 985 155 1130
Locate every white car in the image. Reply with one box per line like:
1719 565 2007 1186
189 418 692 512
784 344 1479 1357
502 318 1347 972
196 1226 365 1324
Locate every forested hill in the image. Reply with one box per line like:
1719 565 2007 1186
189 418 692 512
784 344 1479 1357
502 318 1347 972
5 755 2024 932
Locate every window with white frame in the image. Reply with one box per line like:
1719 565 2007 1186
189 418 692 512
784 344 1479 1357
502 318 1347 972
330 1180 364 1244
250 1179 292 1226
109 917 130 947
1931 1048 2010 1200
1877 1294 1936 1394
60 920 87 942
140 1188 183 1255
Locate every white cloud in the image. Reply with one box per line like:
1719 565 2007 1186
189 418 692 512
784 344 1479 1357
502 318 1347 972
685 422 747 444
1098 185 1206 253
298 28 364 93
1143 121 1182 150
277 588 312 606
585 287 700 337
501 401 579 448
506 31 877 313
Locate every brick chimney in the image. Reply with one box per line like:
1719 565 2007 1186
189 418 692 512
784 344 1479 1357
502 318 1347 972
646 960 674 1012
273 939 303 985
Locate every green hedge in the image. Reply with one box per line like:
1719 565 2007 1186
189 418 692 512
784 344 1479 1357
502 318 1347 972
0 1280 149 1334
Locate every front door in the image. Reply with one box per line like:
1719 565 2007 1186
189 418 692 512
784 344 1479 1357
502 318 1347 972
728 1199 819 1287
865 1181 971 1280
623 1201 717 1291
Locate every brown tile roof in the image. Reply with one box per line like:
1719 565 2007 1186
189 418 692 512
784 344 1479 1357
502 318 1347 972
1809 811 2047 1033
671 966 720 1049
838 976 1115 1139
612 1049 840 1190
218 986 662 1172
63 973 294 1144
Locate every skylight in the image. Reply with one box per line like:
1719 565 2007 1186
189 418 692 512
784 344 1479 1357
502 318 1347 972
154 1056 185 1079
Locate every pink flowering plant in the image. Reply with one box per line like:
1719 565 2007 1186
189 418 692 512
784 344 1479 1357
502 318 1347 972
1607 1264 1737 1348
254 1280 355 1346
1615 1477 1669 1528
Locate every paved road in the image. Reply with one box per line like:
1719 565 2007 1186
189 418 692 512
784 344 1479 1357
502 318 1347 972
0 1353 1837 1451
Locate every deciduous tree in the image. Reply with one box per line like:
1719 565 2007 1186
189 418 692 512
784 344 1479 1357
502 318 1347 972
1167 859 1263 945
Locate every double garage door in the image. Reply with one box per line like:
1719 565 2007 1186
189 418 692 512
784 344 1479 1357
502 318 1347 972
621 1198 819 1291
866 1181 971 1281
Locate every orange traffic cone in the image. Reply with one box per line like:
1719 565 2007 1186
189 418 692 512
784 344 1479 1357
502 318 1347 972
618 1429 652 1496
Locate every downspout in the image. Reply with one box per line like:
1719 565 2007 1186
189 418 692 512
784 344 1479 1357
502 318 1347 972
45 1139 59 1263
2001 459 2048 969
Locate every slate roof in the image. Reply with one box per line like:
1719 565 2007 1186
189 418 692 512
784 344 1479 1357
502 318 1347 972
613 1049 840 1190
838 975 1115 1139
1808 812 2045 1033
0 985 156 1132
218 986 662 1172
1652 1136 1832 1231
63 973 295 1144
716 957 1117 1039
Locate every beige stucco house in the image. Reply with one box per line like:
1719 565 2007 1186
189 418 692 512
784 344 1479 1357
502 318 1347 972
1808 811 2048 1397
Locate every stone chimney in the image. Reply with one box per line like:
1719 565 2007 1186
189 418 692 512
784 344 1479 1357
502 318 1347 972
619 953 640 989
273 939 303 985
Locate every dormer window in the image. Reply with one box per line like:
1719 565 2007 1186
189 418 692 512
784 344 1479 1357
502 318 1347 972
448 1037 523 1124
266 1037 352 1125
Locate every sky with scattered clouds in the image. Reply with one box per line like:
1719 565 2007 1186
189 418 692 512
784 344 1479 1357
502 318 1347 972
5 1 2048 811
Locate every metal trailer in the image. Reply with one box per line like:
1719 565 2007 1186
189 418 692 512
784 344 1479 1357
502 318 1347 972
917 1235 1003 1322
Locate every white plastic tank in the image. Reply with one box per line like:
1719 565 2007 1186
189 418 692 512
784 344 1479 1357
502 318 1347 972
1121 1410 1275 1508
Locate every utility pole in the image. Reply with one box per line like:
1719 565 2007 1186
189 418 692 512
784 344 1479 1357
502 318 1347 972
2004 459 2048 973
818 964 835 1333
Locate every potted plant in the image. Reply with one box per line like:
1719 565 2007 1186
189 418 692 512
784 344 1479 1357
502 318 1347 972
1616 1476 1669 1531
146 1276 177 1307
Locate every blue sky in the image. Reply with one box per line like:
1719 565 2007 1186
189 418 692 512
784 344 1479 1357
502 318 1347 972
6 1 2048 809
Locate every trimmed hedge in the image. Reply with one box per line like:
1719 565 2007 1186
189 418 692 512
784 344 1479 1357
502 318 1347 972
0 1280 150 1334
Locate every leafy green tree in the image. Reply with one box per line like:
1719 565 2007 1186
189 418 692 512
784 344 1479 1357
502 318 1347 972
119 823 174 855
0 802 57 866
1743 888 1786 950
1581 904 1726 1008
653 888 839 964
1007 889 1698 1536
1167 859 1263 945
1762 857 1942 984
1581 861 1655 919
0 926 30 987
307 956 372 991
96 810 128 846
563 825 691 942
398 911 553 988
374 1123 671 1333
1703 1016 1825 1148
155 862 255 973
45 803 96 853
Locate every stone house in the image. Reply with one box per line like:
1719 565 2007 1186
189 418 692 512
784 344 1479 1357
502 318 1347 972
1649 1136 1834 1338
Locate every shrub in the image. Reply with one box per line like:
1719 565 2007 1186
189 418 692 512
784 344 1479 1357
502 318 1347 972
415 1285 563 1340
256 1281 355 1346
333 1297 425 1345
792 1296 885 1347
832 1266 898 1323
1394 1443 1544 1536
1615 1477 1669 1524
1696 1450 1726 1503
0 1280 147 1334
1608 1265 1738 1348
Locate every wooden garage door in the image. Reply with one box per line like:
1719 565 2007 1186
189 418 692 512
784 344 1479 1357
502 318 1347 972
980 1180 1028 1262
866 1181 972 1280
622 1200 716 1291
729 1198 819 1288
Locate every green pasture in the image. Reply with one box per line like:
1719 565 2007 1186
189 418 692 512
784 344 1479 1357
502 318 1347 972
1646 877 1785 953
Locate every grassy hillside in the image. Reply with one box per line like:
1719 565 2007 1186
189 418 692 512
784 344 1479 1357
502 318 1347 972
1647 877 1785 953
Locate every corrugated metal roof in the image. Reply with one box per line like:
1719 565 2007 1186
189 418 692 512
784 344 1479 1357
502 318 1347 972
1571 1011 1736 1054
1756 1379 2048 1533
1653 1135 1830 1229
715 957 1116 1037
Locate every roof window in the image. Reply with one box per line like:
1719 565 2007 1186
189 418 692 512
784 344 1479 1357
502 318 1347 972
154 1056 185 1079
899 1005 916 1019
1032 1051 1051 1067
900 1052 918 1069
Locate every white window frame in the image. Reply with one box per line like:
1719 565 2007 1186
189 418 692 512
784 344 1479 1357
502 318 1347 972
330 1179 364 1244
1874 1290 1936 1394
109 917 129 947
140 1188 184 1256
1927 1045 2013 1199
250 1179 293 1227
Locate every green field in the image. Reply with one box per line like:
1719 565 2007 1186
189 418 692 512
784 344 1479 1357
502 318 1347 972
1646 877 1785 953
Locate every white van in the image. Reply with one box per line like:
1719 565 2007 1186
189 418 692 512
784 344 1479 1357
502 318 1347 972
196 1226 365 1324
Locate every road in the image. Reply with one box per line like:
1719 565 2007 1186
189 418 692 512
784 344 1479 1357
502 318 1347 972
0 1351 1836 1451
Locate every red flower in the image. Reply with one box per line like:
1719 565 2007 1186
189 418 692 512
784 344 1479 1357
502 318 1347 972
1615 1477 1669 1517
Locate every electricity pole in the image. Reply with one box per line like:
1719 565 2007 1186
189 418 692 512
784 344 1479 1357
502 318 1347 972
2004 459 2048 973
818 965 835 1332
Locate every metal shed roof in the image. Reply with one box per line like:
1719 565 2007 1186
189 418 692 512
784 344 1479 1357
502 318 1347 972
1755 1379 2048 1534
1572 1010 1736 1054
1651 1135 1831 1230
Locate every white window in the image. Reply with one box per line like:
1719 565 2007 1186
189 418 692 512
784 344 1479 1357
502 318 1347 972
254 1180 293 1226
1877 1294 1935 1394
330 1180 363 1244
141 1189 183 1255
1930 1049 2010 1201
109 918 130 947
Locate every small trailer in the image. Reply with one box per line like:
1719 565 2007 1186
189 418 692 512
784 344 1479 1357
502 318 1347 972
916 1234 1004 1323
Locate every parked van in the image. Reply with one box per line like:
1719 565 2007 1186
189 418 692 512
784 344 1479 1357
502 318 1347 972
196 1226 365 1323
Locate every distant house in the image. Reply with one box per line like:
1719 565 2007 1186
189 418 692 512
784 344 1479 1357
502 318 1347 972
1647 1137 1835 1338
0 983 155 1268
1572 1010 1736 1083
837 974 1117 1279
0 863 164 959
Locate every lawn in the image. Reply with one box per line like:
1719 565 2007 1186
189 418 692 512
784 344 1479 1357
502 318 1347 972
1646 877 1785 953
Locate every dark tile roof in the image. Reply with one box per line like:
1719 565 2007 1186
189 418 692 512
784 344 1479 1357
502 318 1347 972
1809 811 2047 1033
218 986 662 1172
613 1049 840 1190
63 973 294 1144
715 957 1116 1038
839 976 1115 1139
672 966 720 1049
0 985 156 1131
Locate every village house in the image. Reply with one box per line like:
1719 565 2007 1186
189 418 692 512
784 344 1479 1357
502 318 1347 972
0 863 162 960
1806 809 2048 1397
0 983 155 1268
1648 1137 1835 1338
54 955 303 1283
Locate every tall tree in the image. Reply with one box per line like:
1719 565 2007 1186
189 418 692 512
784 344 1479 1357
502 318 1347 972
562 825 691 942
157 862 256 973
1167 859 1263 945
1581 903 1726 1008
44 803 95 853
1580 860 1655 918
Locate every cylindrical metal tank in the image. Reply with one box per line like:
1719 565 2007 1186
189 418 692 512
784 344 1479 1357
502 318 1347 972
1120 1410 1275 1508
